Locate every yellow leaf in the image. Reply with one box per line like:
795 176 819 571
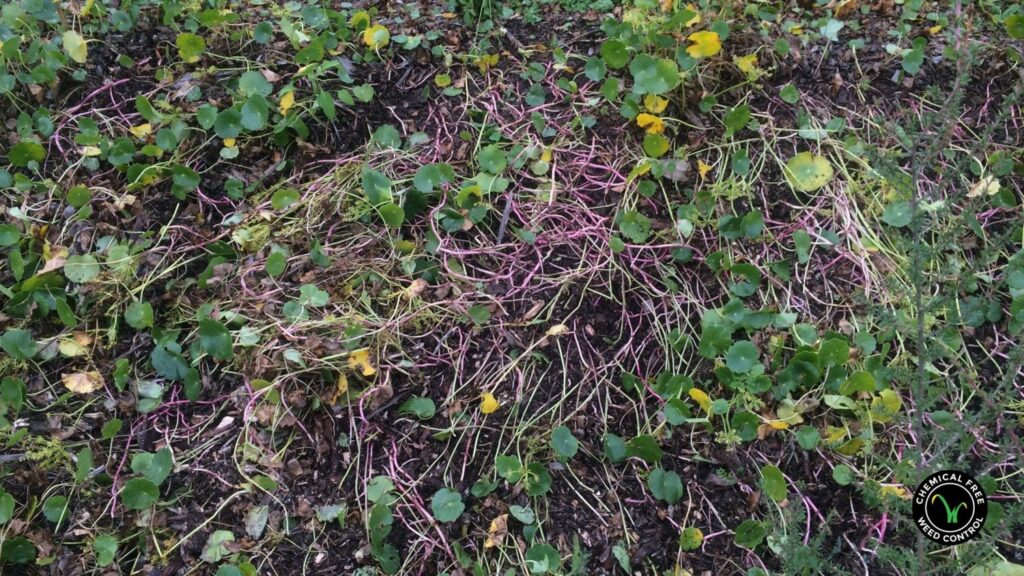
636 113 664 135
278 91 295 116
363 24 390 50
484 513 508 548
735 54 758 74
684 4 701 27
927 25 942 35
223 137 236 148
62 30 88 64
348 348 376 377
880 485 911 500
697 159 713 179
643 94 669 114
540 147 553 163
129 123 152 139
349 10 371 29
791 26 804 36
81 146 101 157
546 324 568 337
688 388 711 412
62 371 104 394
480 392 500 414
767 420 790 430
82 0 95 16
967 175 1000 198
686 31 721 59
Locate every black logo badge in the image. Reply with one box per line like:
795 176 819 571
913 470 987 544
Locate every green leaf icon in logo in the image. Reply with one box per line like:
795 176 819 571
931 494 967 524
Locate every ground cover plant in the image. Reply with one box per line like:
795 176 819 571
1 0 1024 574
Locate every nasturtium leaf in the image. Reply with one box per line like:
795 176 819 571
271 188 300 211
832 464 854 485
551 426 579 461
121 478 159 510
362 169 391 206
0 491 15 523
818 338 850 368
780 83 800 104
9 142 46 167
600 40 630 69
726 340 759 374
0 224 20 246
604 433 627 463
265 251 286 277
200 530 235 563
523 462 552 496
478 145 507 173
783 152 834 192
734 519 766 549
1 536 36 565
176 33 206 63
131 448 173 485
240 94 269 131
1008 14 1024 39
239 70 272 97
625 434 663 463
643 133 670 157
839 371 876 395
125 301 154 329
431 488 464 522
526 542 561 574
93 534 118 566
214 108 242 139
42 495 69 524
509 504 535 524
619 210 652 243
761 464 787 502
62 30 88 64
647 468 683 504
679 527 703 551
584 57 606 82
65 255 101 283
795 426 820 450
723 104 751 135
686 31 722 58
198 318 233 360
629 54 679 95
881 200 912 227
398 396 435 420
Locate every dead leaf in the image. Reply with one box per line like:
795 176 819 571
484 513 508 548
62 371 104 394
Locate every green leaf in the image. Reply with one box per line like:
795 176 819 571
362 169 392 206
629 54 679 95
832 464 854 485
795 426 820 450
378 203 405 228
271 188 300 210
523 462 552 496
1 329 38 360
726 340 759 374
1 536 36 565
430 488 464 523
839 371 876 395
603 433 627 463
125 301 154 330
723 104 751 135
215 108 242 139
760 464 787 502
198 318 233 360
176 33 206 63
584 57 606 82
495 455 524 483
0 224 21 246
647 468 683 504
784 152 834 192
65 254 101 283
9 142 46 167
121 478 159 510
643 133 670 157
619 210 651 243
679 526 703 551
0 491 15 524
734 519 766 549
93 534 118 567
75 446 93 483
780 83 799 104
131 448 173 485
467 304 491 325
881 200 912 227
238 71 272 97
265 251 286 277
1008 15 1024 39
818 338 850 368
550 426 579 461
42 495 69 524
600 40 630 69
200 530 235 563
625 434 663 464
62 30 88 64
240 94 269 131
478 145 507 173
525 542 561 575
397 396 436 420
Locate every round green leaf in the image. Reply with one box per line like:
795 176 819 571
9 142 46 167
734 519 766 549
550 426 578 461
397 396 436 420
629 54 679 95
647 468 683 504
93 534 118 567
65 254 101 283
600 40 630 69
478 144 507 173
783 152 834 192
42 495 69 524
240 94 269 131
760 464 787 502
430 487 464 523
121 478 159 510
125 301 154 330
726 340 759 374
679 526 703 551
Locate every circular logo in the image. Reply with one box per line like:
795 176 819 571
913 470 987 544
